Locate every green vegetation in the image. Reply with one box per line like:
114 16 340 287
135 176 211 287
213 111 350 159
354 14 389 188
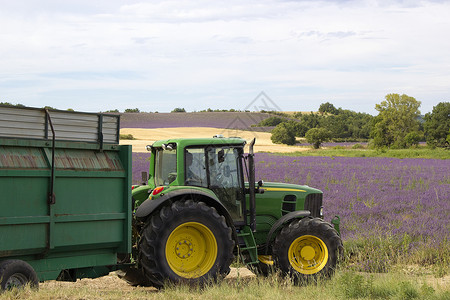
424 102 450 148
318 101 339 115
260 110 290 117
200 108 249 112
262 94 449 151
270 122 296 145
305 127 331 149
256 104 373 147
171 107 186 113
119 134 135 140
2 268 448 300
125 108 140 113
371 93 421 148
1 102 25 107
254 116 285 127
278 147 450 159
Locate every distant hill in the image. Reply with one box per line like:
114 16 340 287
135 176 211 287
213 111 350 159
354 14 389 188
120 111 274 131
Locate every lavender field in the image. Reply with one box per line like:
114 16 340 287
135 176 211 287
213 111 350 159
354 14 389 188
121 112 272 131
132 152 450 272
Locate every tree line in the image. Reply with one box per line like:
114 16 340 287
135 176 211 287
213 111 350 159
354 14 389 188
3 94 449 149
265 94 449 149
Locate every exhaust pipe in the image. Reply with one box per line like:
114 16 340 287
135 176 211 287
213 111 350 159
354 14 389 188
248 138 256 232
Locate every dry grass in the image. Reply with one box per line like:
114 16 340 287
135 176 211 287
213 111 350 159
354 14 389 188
2 268 448 300
120 127 308 153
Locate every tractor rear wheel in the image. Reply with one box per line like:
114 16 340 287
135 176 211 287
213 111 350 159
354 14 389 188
138 200 234 288
272 217 343 283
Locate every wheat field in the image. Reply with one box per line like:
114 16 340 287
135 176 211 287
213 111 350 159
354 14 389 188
120 127 307 153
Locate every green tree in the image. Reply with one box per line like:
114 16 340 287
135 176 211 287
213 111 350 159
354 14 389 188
256 116 285 127
404 131 423 147
305 127 331 149
125 108 140 113
321 110 373 140
171 108 186 113
1 102 25 107
293 112 323 136
371 93 421 148
284 120 308 137
318 102 339 115
423 102 450 147
271 123 296 145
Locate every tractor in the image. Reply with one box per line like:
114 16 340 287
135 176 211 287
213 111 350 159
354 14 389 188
129 136 343 287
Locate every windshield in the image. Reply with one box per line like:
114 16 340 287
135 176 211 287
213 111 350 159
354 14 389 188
155 148 177 186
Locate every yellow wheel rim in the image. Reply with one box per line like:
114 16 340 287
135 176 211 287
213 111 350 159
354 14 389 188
165 222 217 279
288 235 328 274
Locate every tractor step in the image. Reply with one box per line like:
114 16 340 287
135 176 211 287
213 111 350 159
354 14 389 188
240 246 256 250
237 226 259 266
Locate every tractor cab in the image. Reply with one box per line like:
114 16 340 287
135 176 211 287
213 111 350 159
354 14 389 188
139 137 249 225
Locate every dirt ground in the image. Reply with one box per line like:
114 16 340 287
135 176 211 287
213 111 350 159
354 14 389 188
40 267 256 293
120 127 308 153
40 267 449 291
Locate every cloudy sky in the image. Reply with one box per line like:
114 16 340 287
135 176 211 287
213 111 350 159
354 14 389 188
1 0 449 114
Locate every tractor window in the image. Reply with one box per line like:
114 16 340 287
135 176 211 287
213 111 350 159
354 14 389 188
184 146 244 222
185 148 208 187
155 149 177 186
207 147 244 222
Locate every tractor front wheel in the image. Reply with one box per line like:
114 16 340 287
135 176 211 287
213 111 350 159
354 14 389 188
272 217 343 283
138 200 234 288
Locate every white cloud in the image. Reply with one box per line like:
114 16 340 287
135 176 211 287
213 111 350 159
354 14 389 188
1 0 449 113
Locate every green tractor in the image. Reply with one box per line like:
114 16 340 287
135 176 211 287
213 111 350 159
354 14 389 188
129 136 343 287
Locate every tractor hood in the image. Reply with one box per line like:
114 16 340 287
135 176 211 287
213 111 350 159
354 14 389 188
247 181 322 195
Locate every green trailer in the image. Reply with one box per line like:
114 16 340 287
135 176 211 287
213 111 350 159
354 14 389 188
0 105 132 289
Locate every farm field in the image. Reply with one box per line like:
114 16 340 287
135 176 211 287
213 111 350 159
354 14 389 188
120 127 306 153
120 111 274 130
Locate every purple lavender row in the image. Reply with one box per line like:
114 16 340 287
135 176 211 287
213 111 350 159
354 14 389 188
121 112 271 130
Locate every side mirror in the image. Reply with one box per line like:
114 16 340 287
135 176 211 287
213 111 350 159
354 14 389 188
218 149 225 163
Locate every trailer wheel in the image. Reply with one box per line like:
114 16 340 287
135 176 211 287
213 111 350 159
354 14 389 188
0 260 39 291
138 200 234 288
272 217 343 283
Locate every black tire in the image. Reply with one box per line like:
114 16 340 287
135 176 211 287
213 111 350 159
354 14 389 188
272 217 343 283
0 260 39 291
138 200 234 288
116 267 149 286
